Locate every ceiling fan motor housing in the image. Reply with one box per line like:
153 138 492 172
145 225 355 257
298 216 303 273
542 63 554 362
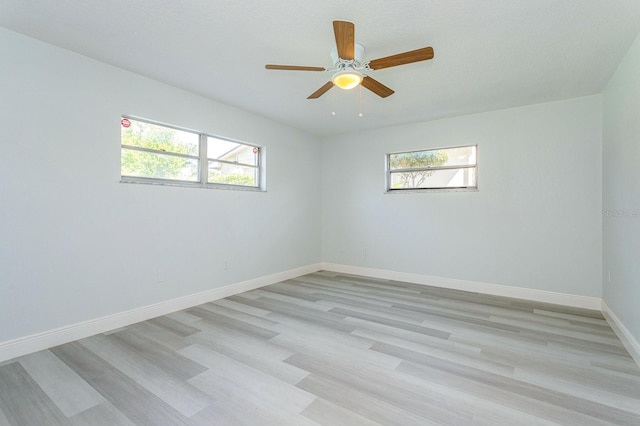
330 43 366 69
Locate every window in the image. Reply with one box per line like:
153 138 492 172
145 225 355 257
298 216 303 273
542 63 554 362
207 136 259 187
386 145 477 191
121 116 261 189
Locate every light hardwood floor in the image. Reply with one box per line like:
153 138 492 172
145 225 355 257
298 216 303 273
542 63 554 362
1 271 639 425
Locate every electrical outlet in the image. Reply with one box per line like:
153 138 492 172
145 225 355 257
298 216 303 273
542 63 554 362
224 260 229 270
156 271 165 283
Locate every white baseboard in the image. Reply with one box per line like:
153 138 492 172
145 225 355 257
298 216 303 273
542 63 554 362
602 301 640 367
0 263 322 363
321 263 602 311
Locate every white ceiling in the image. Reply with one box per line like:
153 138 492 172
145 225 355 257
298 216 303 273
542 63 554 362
2 1 640 136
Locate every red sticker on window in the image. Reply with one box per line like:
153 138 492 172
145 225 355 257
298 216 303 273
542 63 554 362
252 147 258 154
121 118 131 128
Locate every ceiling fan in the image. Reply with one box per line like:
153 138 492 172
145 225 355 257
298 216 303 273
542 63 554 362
265 20 434 99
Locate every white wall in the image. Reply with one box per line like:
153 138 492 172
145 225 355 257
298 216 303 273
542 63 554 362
603 33 640 345
322 96 603 297
0 28 321 343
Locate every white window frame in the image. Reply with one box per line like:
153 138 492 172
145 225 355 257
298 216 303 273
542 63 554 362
385 144 478 192
120 115 264 191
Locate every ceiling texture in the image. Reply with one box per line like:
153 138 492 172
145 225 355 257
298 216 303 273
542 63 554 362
2 0 640 136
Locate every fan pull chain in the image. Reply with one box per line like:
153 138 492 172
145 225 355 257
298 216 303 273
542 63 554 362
331 86 336 117
358 85 364 117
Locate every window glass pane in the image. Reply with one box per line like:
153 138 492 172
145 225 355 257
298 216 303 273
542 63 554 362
121 119 199 156
207 137 258 166
208 161 257 186
439 146 476 167
121 148 198 181
390 167 477 189
389 146 476 170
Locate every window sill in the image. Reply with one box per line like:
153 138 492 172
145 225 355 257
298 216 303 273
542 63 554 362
385 187 478 194
120 178 265 192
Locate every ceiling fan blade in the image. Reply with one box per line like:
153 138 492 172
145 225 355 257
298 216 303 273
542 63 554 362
265 65 326 71
361 76 394 98
333 20 355 60
368 47 434 70
307 81 334 99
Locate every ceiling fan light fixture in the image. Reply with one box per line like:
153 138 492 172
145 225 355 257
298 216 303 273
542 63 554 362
332 68 363 90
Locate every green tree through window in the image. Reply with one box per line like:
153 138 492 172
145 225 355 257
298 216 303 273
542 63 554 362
121 121 198 181
389 150 448 188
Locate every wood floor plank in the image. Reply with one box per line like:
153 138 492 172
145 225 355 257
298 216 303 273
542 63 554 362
290 280 393 307
0 362 70 426
186 306 279 339
344 315 483 354
295 373 441 426
229 294 357 333
591 358 640 376
330 306 452 339
267 312 373 350
124 321 192 352
18 350 106 418
0 406 11 426
272 331 401 371
51 342 192 425
146 316 202 338
252 288 328 309
184 345 317 423
164 311 203 325
68 402 134 426
184 329 309 385
105 329 208 380
299 397 383 426
287 352 475 425
187 321 293 361
186 394 319 426
209 297 272 317
351 326 515 376
267 281 328 301
79 334 213 417
197 301 280 329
